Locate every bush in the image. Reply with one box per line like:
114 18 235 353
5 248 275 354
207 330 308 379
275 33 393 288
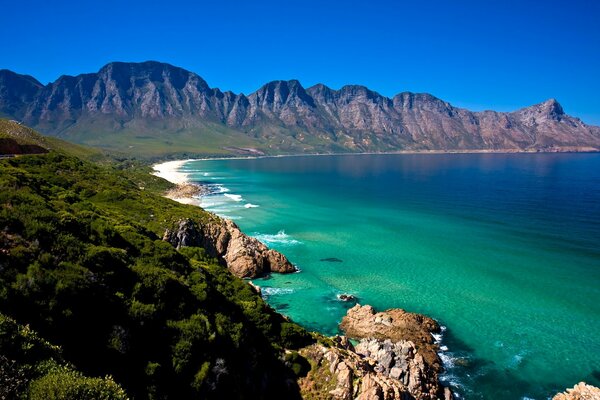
28 367 128 400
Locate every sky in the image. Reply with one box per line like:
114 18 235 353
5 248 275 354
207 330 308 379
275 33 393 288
2 0 599 124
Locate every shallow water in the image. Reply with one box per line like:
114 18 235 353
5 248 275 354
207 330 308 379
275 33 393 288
182 153 600 399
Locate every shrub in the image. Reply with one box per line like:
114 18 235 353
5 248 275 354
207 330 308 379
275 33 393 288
28 366 128 400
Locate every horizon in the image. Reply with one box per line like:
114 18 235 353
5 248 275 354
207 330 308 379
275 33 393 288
2 0 599 124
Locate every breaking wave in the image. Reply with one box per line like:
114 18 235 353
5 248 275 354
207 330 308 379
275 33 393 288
253 230 301 246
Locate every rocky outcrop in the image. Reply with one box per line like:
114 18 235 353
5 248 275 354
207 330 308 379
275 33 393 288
299 305 451 400
553 382 600 400
164 183 211 200
162 218 296 278
340 304 441 367
1 62 599 154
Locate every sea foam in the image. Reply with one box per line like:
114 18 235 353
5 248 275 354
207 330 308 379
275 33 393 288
261 287 295 296
254 230 301 246
224 193 243 202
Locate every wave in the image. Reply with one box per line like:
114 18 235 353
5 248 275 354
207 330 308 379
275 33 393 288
261 287 295 296
224 193 243 202
253 230 301 246
244 203 260 208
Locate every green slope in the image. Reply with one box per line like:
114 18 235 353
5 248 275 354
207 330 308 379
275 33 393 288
0 126 313 399
0 119 106 161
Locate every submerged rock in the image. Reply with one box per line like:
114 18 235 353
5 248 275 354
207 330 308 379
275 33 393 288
163 218 297 278
553 382 600 400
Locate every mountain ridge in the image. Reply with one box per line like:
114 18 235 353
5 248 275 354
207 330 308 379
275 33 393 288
1 61 599 156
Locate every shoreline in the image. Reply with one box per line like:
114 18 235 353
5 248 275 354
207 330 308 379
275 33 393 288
151 156 458 391
150 154 599 399
153 146 600 165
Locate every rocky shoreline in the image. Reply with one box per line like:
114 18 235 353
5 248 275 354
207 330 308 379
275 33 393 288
163 218 297 278
153 160 600 400
164 182 212 200
299 304 452 400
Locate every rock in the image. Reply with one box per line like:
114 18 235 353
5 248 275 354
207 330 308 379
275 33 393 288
248 281 261 295
553 382 600 400
337 294 357 302
300 335 446 400
163 218 296 278
164 183 211 199
340 304 441 367
329 361 353 400
339 304 449 399
162 219 201 250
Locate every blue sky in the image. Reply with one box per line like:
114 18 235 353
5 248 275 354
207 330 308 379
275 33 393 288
2 0 599 124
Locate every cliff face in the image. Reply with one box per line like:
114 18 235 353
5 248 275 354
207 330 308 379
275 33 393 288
1 62 599 154
162 218 297 278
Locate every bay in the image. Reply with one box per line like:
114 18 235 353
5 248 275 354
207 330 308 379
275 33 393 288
182 153 600 399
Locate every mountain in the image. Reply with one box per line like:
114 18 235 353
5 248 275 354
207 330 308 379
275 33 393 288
1 61 599 156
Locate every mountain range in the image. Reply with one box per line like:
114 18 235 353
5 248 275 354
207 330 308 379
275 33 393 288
1 61 599 156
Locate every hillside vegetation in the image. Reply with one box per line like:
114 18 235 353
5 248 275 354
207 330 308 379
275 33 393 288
0 126 313 399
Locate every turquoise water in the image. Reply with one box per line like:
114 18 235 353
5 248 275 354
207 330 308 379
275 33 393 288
181 153 600 399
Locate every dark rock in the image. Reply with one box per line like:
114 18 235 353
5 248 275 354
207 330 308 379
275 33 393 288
337 294 357 302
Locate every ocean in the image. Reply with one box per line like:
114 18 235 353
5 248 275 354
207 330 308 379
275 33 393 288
178 153 600 399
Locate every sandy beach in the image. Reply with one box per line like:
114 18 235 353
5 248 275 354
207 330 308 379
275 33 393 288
152 159 208 206
152 159 193 184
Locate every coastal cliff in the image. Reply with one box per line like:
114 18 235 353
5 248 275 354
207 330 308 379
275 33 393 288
299 305 452 400
163 218 297 278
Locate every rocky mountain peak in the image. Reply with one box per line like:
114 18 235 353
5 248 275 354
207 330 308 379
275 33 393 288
540 98 564 117
250 79 315 108
515 98 566 126
0 70 43 118
0 62 598 153
97 61 210 92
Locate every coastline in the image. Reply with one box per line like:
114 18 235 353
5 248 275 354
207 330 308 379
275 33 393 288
151 155 600 399
151 159 194 184
151 157 457 393
153 146 600 165
152 159 208 206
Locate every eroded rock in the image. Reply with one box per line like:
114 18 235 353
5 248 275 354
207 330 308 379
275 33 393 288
553 382 600 400
340 304 441 367
163 218 296 278
299 304 451 400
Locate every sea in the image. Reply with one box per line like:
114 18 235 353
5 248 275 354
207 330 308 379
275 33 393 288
177 153 600 399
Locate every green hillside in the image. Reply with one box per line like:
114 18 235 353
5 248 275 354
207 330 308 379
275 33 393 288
0 119 107 161
0 127 313 399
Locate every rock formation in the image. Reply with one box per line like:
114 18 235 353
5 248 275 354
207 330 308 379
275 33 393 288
553 382 600 400
162 218 296 278
1 62 599 154
299 305 451 400
340 304 442 367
